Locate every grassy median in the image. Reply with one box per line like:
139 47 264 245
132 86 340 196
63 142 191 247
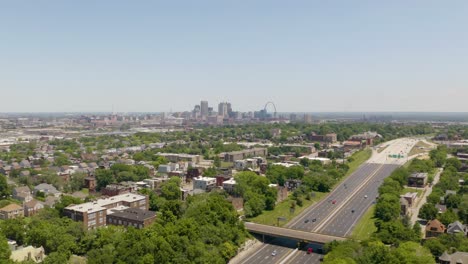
345 148 373 177
248 192 327 227
351 205 377 241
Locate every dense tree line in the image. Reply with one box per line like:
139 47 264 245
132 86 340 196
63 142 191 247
233 172 278 217
0 191 248 264
323 240 435 264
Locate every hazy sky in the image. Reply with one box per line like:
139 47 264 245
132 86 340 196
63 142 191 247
1 1 468 112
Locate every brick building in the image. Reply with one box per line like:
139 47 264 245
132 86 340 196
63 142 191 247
107 208 156 229
64 193 149 230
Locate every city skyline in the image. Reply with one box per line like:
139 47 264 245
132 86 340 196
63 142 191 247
1 1 468 112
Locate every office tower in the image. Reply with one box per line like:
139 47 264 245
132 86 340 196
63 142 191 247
201 101 208 118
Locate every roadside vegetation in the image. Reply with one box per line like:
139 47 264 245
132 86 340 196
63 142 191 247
323 146 449 263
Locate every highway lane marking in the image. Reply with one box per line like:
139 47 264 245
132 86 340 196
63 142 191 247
239 243 270 264
278 248 298 264
313 163 384 233
312 164 383 232
287 163 375 227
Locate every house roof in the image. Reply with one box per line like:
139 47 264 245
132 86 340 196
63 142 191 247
438 251 468 264
447 221 466 234
24 199 43 209
426 219 446 232
14 186 31 193
34 183 60 194
436 204 447 213
0 203 22 212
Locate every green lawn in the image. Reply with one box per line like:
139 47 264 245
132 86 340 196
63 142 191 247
408 141 432 156
221 161 233 168
351 205 377 241
345 149 373 177
401 187 423 197
247 192 327 227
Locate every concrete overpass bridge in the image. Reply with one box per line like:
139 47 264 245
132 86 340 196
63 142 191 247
244 222 347 245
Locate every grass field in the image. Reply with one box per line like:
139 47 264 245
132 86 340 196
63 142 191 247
409 141 432 156
345 149 373 177
401 187 423 197
351 205 377 241
248 192 327 227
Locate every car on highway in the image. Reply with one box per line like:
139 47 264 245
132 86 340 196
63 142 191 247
351 209 355 213
271 250 277 256
304 219 310 223
364 195 368 199
332 200 336 204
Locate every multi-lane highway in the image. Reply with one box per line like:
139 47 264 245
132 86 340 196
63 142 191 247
236 138 418 264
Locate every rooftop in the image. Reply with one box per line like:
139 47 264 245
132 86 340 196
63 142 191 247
108 208 156 222
66 193 146 214
410 172 428 179
0 203 22 211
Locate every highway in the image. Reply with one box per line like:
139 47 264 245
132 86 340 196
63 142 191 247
236 138 418 264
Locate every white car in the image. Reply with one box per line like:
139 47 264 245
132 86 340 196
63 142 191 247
364 195 368 199
272 250 277 256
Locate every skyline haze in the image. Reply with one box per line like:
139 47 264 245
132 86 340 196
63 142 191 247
1 1 467 112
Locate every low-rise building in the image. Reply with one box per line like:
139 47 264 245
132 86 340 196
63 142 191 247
447 221 468 235
425 219 446 238
34 183 61 198
439 251 468 264
400 197 409 215
223 179 237 194
401 192 418 207
24 199 44 217
64 193 148 230
193 176 216 191
10 245 45 263
408 172 428 188
107 208 156 229
224 148 268 162
101 184 132 196
13 186 33 202
0 203 24 220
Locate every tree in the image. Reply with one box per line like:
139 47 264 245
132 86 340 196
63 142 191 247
95 169 115 191
445 158 462 171
392 241 435 264
423 238 446 257
418 203 438 220
244 193 265 217
160 177 182 200
69 172 87 192
438 210 458 226
430 147 447 168
0 174 11 198
445 194 462 209
375 194 400 221
0 233 11 260
55 195 84 216
214 156 221 168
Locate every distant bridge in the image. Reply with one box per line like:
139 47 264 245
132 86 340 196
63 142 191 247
244 222 346 244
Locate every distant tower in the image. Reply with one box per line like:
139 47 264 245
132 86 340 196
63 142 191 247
200 100 209 118
218 102 228 117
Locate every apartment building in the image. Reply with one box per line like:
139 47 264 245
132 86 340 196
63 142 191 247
64 193 148 230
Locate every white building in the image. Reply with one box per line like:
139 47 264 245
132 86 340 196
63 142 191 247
223 179 237 193
193 177 216 191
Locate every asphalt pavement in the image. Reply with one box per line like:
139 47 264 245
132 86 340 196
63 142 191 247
237 138 418 264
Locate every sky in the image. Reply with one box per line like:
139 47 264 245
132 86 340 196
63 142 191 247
1 1 468 113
